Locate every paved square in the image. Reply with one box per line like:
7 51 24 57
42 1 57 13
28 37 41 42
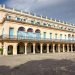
0 53 75 75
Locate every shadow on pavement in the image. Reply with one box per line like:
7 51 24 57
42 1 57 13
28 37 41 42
0 59 75 75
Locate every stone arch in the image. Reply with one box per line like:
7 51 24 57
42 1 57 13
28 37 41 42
55 44 58 52
17 42 25 54
35 43 40 53
8 45 13 55
49 44 53 53
27 42 33 54
69 44 71 52
60 44 63 52
73 44 75 51
65 44 67 52
43 43 47 53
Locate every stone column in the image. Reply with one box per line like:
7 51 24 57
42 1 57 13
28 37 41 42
67 44 69 52
3 42 7 55
71 44 73 52
58 44 60 53
47 44 49 53
33 43 35 54
53 44 55 53
63 44 65 52
13 43 17 55
40 43 43 54
25 43 27 55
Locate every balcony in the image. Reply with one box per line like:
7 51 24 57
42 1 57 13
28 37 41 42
0 34 75 43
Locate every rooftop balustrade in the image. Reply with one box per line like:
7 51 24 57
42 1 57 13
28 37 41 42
6 15 75 33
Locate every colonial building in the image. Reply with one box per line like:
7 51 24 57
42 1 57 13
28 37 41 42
0 5 75 55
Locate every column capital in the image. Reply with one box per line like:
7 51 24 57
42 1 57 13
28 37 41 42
40 43 43 45
25 43 27 46
63 44 65 46
53 44 55 46
33 43 35 46
47 43 49 46
67 44 69 46
58 44 60 46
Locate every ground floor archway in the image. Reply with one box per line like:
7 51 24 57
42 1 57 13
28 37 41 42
43 44 47 53
35 43 40 53
17 42 25 54
8 45 13 55
65 44 67 52
27 43 33 54
49 44 53 52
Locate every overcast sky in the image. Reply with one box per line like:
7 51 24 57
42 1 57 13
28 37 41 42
0 0 75 24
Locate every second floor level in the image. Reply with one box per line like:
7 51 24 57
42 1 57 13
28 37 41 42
0 21 75 42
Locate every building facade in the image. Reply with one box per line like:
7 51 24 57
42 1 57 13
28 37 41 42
0 5 75 55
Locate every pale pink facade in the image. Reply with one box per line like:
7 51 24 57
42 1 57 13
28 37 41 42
0 5 75 55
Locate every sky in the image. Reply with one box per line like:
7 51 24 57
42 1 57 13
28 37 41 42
0 0 75 24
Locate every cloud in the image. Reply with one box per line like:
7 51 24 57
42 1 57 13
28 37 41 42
5 0 66 11
2 0 75 24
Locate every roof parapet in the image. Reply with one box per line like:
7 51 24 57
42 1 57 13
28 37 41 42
0 4 74 27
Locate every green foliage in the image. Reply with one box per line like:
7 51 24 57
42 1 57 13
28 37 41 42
0 48 3 54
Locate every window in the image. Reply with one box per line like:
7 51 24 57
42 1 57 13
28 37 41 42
48 24 51 27
65 35 67 40
43 23 46 26
55 33 57 39
22 19 26 22
36 22 40 25
60 34 62 39
16 17 21 21
50 33 52 39
31 20 34 24
43 32 46 39
7 16 11 19
9 28 14 39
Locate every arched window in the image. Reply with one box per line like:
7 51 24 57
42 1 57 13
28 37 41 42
35 29 41 39
27 28 33 32
35 29 40 33
18 27 25 31
17 27 25 39
27 28 34 39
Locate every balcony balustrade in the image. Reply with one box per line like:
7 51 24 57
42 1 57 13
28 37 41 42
1 34 75 43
